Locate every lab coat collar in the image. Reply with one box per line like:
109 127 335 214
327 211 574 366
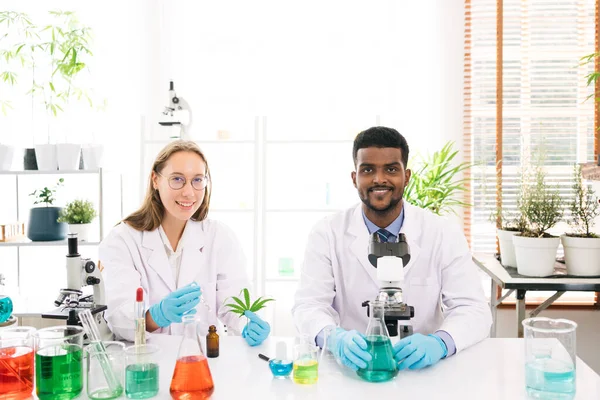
348 202 421 285
142 220 206 291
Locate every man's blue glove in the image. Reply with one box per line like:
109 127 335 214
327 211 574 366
393 333 447 370
328 328 372 371
242 311 270 346
148 283 201 328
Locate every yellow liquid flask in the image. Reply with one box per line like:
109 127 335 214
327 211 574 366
357 301 398 383
293 339 318 385
170 315 214 399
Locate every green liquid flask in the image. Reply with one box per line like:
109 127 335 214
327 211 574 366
33 326 85 400
357 301 398 383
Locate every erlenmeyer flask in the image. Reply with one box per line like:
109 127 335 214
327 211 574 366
170 315 214 399
318 326 344 378
356 301 398 382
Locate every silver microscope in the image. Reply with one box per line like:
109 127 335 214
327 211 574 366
158 80 193 139
42 233 113 341
363 232 414 341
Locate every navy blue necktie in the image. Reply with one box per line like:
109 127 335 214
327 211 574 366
376 229 395 243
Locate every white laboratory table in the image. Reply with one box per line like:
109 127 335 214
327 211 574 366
24 335 600 400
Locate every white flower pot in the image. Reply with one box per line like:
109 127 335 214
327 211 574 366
497 229 520 268
68 223 92 242
82 144 104 170
561 235 600 276
0 144 15 171
34 144 58 171
512 235 560 277
57 143 82 170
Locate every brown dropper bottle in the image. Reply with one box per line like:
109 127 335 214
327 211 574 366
206 325 219 358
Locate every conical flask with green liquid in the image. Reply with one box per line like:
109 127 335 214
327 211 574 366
357 301 398 382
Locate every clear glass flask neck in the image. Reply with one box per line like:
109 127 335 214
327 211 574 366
366 301 390 338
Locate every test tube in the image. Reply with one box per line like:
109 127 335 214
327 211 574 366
79 310 123 396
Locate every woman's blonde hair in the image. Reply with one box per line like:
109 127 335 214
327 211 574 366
123 140 211 231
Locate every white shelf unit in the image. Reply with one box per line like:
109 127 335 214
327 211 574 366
0 168 122 290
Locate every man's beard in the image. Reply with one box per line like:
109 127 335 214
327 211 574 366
359 190 403 214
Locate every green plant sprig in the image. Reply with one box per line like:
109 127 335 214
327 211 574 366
29 178 64 206
225 288 274 317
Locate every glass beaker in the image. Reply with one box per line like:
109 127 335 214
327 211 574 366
523 317 577 400
0 326 36 400
86 341 125 400
357 301 397 382
170 315 214 399
33 325 84 400
293 339 319 385
124 344 160 399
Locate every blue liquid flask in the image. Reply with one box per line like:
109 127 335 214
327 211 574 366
269 342 293 379
0 295 13 323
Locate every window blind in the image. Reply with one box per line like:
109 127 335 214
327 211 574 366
465 0 599 304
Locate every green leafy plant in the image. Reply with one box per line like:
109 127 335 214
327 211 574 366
0 10 95 143
29 178 64 206
57 199 97 224
225 288 274 318
404 141 473 215
580 53 599 105
566 164 600 238
518 166 563 238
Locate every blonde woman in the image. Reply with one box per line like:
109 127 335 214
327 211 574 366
99 141 270 346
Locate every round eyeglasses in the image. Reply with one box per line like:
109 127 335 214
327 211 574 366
157 172 209 190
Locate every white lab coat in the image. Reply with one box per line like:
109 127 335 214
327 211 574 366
292 202 492 353
98 219 249 341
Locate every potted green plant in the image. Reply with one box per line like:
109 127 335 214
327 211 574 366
404 141 473 215
491 208 526 268
561 165 600 276
57 199 97 241
512 166 563 276
0 11 35 170
0 10 95 171
27 178 67 241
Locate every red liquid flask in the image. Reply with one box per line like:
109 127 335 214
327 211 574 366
170 315 214 399
0 346 35 400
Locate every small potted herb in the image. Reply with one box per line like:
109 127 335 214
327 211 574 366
57 199 97 241
561 165 600 276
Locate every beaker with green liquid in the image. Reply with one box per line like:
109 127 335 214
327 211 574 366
33 325 84 400
357 301 398 383
124 344 160 399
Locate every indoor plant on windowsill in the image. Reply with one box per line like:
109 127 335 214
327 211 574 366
27 178 67 241
561 165 600 276
491 209 526 268
57 199 97 242
512 166 563 277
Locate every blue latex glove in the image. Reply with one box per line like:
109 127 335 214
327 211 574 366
328 328 372 371
393 333 447 370
148 283 201 328
242 310 270 346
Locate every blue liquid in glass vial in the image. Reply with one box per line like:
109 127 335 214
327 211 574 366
269 359 293 378
525 358 575 400
125 363 159 399
0 296 13 323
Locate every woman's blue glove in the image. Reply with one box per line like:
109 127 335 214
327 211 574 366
393 333 447 370
328 328 372 371
242 311 270 346
148 283 201 328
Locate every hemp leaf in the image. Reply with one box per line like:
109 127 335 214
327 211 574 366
225 288 274 317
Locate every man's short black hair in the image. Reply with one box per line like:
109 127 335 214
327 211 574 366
353 126 409 167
